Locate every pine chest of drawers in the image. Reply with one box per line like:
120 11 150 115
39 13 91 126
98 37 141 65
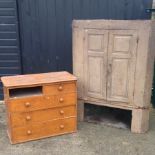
1 71 77 144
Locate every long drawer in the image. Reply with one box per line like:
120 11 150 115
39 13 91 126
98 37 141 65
11 117 77 144
11 106 77 128
8 93 76 112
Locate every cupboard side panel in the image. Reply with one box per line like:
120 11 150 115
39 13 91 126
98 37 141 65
73 27 84 99
144 21 155 107
134 24 151 107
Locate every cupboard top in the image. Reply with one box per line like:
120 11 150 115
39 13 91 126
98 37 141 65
72 19 154 30
1 71 77 88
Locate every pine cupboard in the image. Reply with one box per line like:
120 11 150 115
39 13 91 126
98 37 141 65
73 20 155 133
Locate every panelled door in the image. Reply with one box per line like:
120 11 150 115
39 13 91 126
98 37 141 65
84 29 138 104
84 29 108 100
107 30 138 104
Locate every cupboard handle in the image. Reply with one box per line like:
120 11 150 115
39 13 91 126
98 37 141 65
108 64 112 74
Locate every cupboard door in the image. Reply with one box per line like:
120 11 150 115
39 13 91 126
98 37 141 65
107 30 138 104
84 29 108 99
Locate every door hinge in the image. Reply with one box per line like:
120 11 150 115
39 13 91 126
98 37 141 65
146 9 155 13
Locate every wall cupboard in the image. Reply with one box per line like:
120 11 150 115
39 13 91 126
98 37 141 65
73 20 155 133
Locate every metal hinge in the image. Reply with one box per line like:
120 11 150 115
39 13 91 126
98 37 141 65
145 9 155 13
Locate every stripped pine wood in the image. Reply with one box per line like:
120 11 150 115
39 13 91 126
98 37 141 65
73 20 155 133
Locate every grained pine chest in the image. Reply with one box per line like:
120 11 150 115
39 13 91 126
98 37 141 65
1 71 77 144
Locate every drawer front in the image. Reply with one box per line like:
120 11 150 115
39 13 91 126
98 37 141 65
54 92 77 107
12 117 76 143
11 106 77 127
9 96 54 112
43 82 76 95
9 92 76 113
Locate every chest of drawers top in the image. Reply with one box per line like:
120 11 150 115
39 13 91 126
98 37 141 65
1 71 77 100
1 71 77 88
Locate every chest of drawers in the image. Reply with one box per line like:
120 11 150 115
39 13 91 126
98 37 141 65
1 71 77 144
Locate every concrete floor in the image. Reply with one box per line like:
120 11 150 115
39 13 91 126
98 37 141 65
0 104 155 155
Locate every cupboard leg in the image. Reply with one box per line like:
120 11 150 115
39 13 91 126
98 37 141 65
131 108 149 133
77 100 84 122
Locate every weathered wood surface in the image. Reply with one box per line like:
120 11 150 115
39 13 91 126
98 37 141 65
131 109 149 133
73 20 155 133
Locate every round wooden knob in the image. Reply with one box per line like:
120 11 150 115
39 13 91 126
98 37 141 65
58 86 63 91
25 102 31 107
26 116 31 121
60 125 64 129
60 110 64 115
27 130 32 135
59 98 64 103
46 96 50 100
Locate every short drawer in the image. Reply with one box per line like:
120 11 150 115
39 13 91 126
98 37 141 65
53 92 77 107
8 96 55 112
11 106 77 128
11 117 77 144
43 82 76 95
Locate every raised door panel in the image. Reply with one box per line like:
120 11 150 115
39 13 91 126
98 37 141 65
84 29 108 99
107 30 138 104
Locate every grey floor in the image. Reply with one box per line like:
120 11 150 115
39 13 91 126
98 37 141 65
0 103 155 155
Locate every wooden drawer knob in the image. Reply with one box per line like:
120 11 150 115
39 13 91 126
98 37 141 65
27 130 32 135
59 98 64 103
58 86 63 91
26 116 31 121
60 110 64 115
46 96 50 100
25 102 31 107
60 125 64 129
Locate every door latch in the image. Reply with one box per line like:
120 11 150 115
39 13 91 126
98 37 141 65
145 9 155 13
